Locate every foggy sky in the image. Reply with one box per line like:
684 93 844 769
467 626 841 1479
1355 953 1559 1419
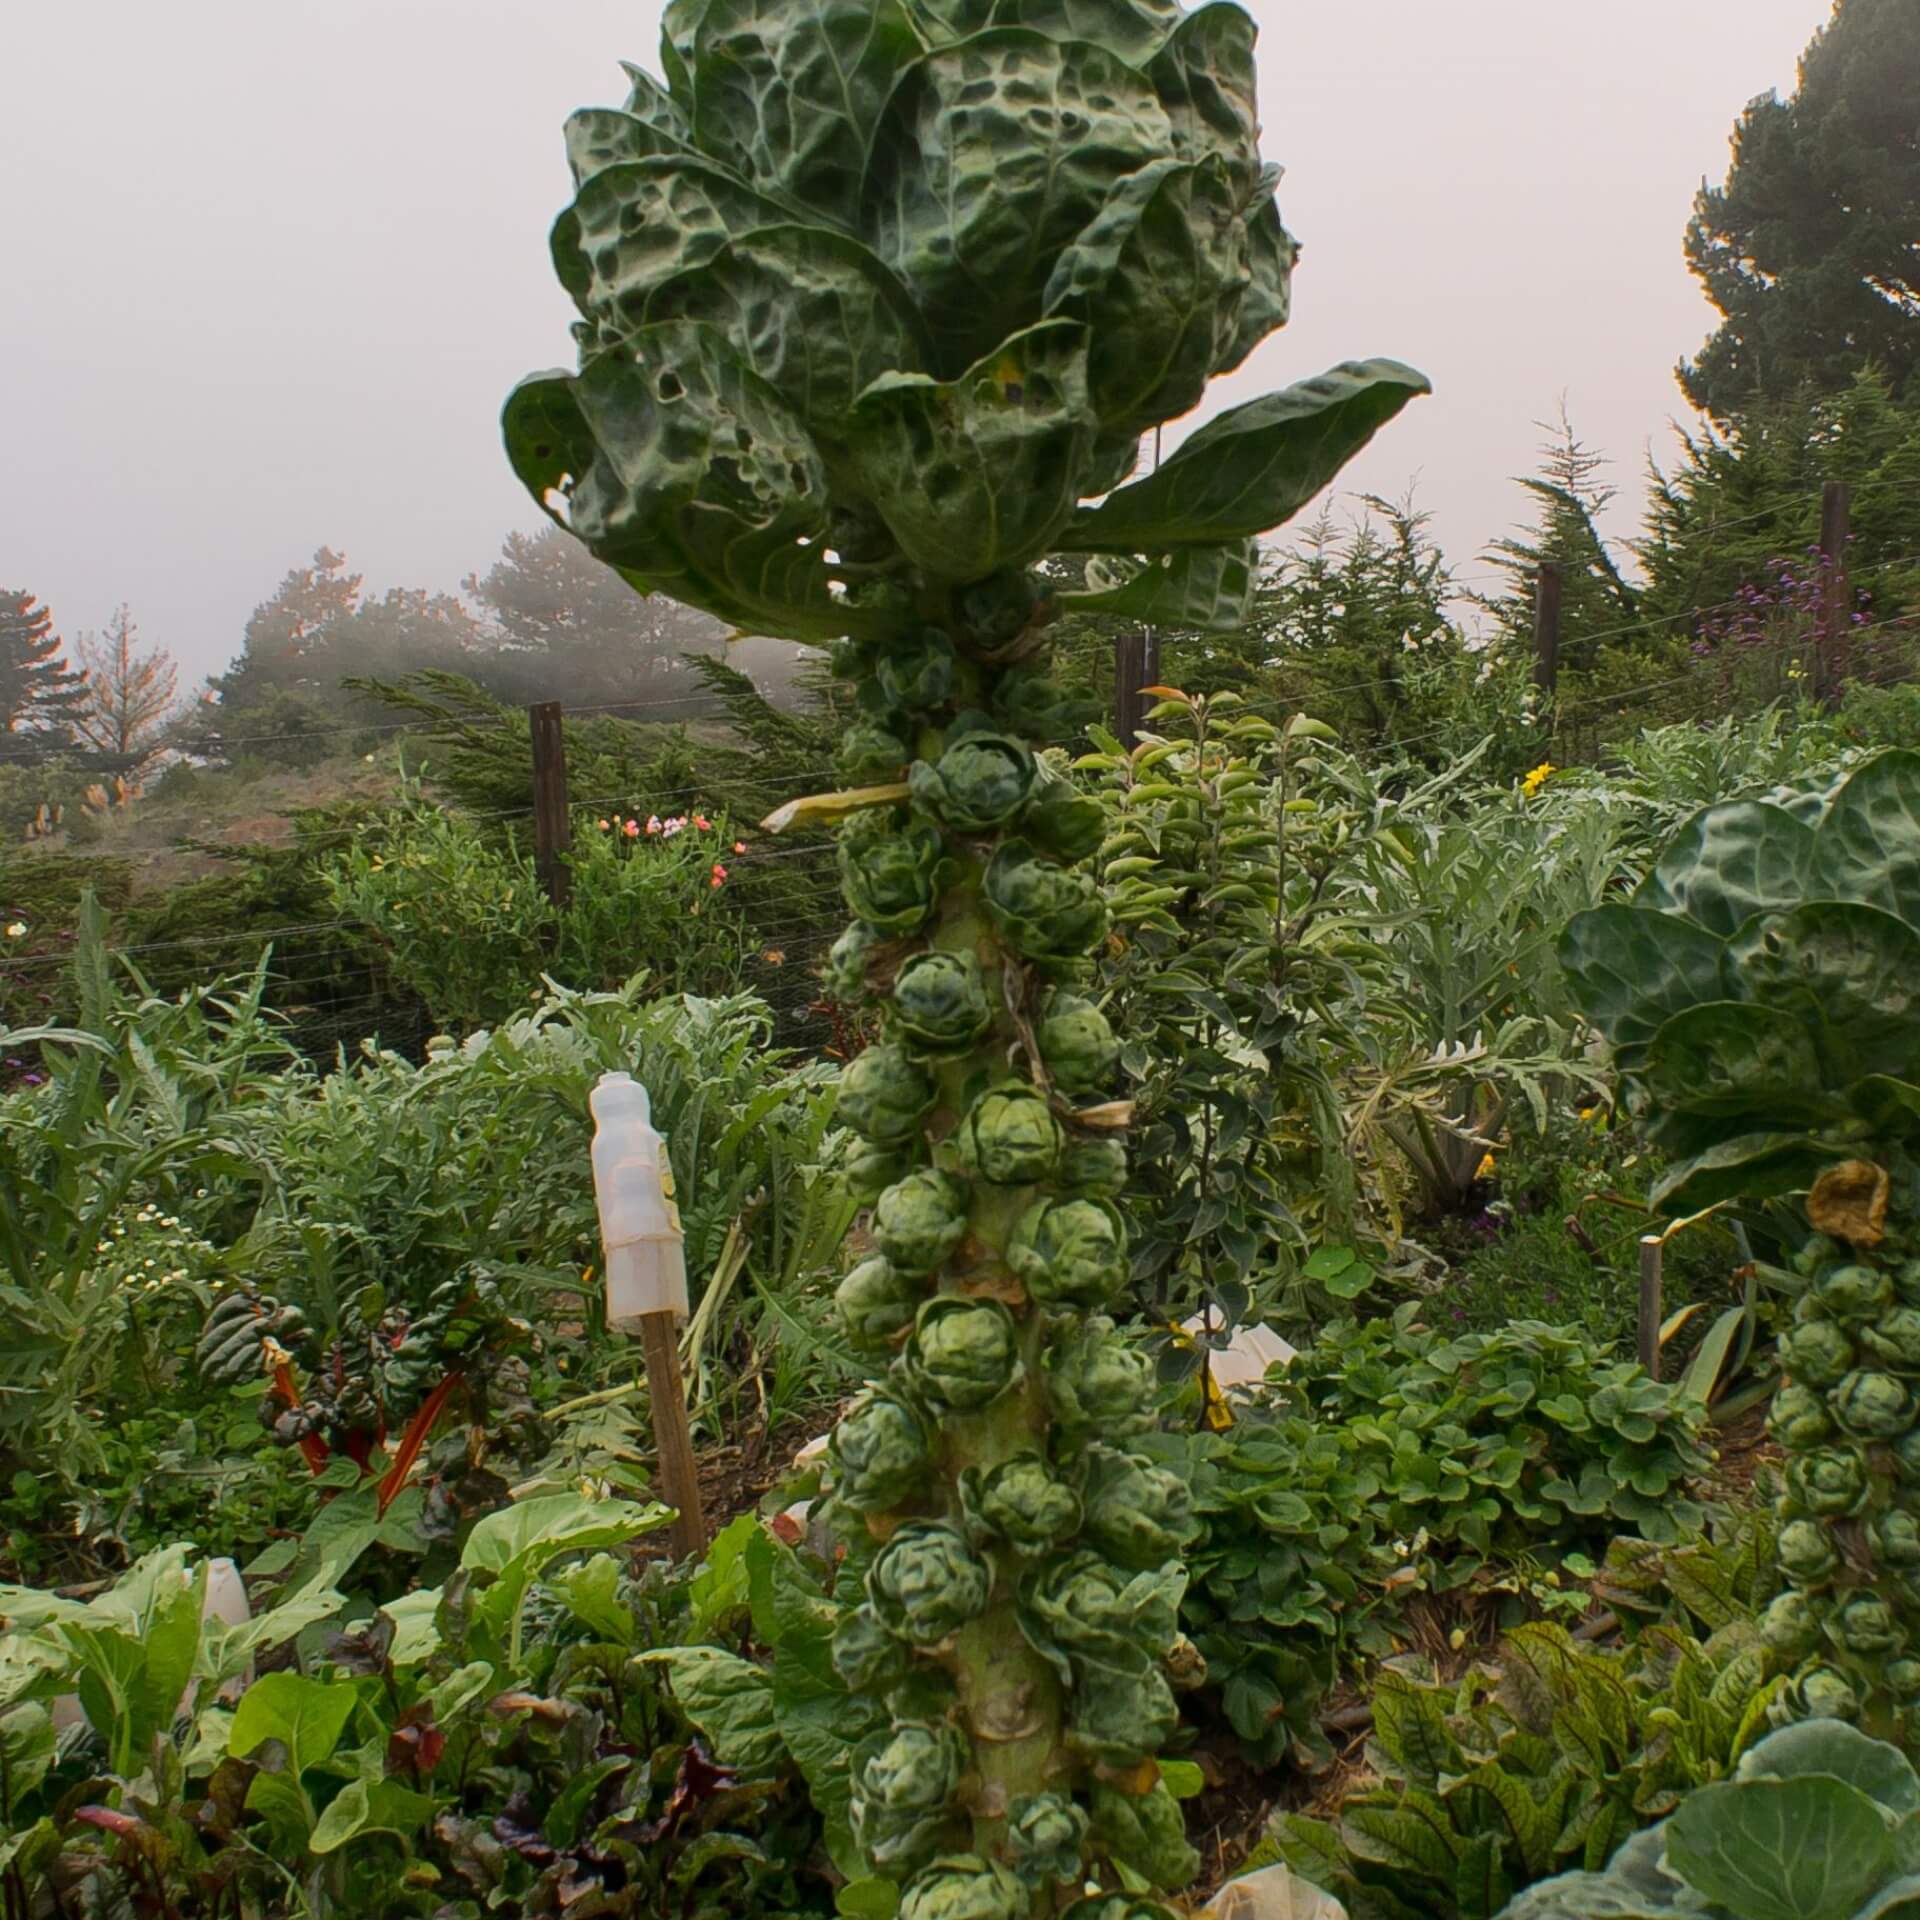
1 1 1823 683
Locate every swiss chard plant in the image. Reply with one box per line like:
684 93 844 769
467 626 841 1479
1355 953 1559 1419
503 0 1426 1910
1561 749 1920 1741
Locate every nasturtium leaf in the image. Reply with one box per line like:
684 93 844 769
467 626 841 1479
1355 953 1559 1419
504 324 864 642
848 320 1095 580
1810 750 1920 930
563 106 694 190
1059 540 1257 632
1147 2 1262 191
870 29 1173 367
1043 157 1250 433
1633 799 1814 941
1725 902 1920 1079
1061 360 1431 550
688 0 923 234
1640 1001 1831 1122
996 0 1185 67
1665 1775 1893 1920
1558 905 1732 1064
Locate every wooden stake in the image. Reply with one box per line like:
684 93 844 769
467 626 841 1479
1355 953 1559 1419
638 1310 707 1561
1815 480 1853 707
529 701 572 915
1638 1235 1664 1381
1113 626 1159 748
1531 561 1563 700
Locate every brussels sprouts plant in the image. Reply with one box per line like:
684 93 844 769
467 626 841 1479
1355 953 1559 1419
1561 750 1920 1744
506 0 1425 1905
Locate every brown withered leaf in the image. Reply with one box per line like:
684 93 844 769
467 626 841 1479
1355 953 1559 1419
1808 1159 1890 1248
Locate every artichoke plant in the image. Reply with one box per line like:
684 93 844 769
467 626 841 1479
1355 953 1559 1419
507 0 1425 1905
1561 750 1920 1743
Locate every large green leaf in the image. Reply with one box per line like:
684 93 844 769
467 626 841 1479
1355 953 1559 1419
638 225 931 455
1666 1775 1893 1920
1650 1131 1833 1215
462 1493 658 1652
1061 360 1431 550
1810 749 1920 933
505 324 870 641
846 320 1095 580
563 106 695 190
1148 2 1262 192
620 61 696 142
870 28 1172 367
552 156 792 335
688 0 924 234
1043 156 1250 433
639 1646 789 1777
1057 540 1257 631
1558 906 1730 1065
0 1703 55 1813
1633 800 1814 941
1726 902 1920 1080
1217 186 1296 375
230 1672 355 1781
1738 1722 1920 1815
994 0 1184 66
1640 1001 1831 1121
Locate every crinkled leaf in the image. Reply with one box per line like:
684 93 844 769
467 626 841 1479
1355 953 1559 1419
847 320 1094 580
1090 1780 1202 1891
1737 1721 1920 1815
1558 906 1730 1067
1059 540 1257 632
1633 800 1815 941
1640 1002 1830 1122
1368 1667 1462 1785
1809 750 1920 931
1147 2 1262 191
1665 1775 1892 1920
688 0 924 232
1218 189 1296 374
563 106 696 191
996 0 1184 65
638 1646 788 1778
1043 157 1250 433
1062 360 1431 550
870 28 1172 367
1652 1132 1831 1214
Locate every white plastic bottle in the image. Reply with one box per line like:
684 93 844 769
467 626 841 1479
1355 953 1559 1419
590 1071 689 1329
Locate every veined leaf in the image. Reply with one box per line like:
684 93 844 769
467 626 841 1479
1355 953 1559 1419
1061 360 1431 550
1640 1001 1831 1122
1558 906 1730 1066
1666 1775 1892 1920
1059 541 1258 632
1219 186 1297 375
1652 1133 1831 1215
1148 2 1262 192
996 0 1184 65
1810 748 1920 930
1634 799 1814 941
563 105 695 190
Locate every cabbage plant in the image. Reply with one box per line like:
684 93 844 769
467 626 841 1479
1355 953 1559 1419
505 1 1425 1906
1561 750 1920 1741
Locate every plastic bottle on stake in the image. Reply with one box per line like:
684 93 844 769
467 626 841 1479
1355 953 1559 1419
590 1072 688 1328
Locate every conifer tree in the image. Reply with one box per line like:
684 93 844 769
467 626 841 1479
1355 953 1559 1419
0 589 87 748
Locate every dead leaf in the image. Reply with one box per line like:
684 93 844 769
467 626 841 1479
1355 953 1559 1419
1808 1159 1890 1248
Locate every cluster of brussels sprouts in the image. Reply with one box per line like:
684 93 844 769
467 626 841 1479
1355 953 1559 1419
818 578 1210 1912
1762 1216 1920 1737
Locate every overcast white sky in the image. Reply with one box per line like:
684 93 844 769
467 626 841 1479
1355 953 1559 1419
0 0 1823 682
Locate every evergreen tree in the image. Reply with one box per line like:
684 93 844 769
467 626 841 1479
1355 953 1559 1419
1681 0 1920 419
0 589 87 748
71 605 179 765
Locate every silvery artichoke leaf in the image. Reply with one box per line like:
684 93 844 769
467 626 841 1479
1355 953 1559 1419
1060 359 1431 550
995 0 1185 66
686 0 926 235
1043 156 1251 434
847 320 1097 582
869 28 1173 370
552 156 796 339
1057 540 1258 633
634 224 933 465
503 321 876 643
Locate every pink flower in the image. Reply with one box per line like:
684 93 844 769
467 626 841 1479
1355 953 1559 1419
623 819 640 838
694 814 712 830
710 863 728 888
597 818 611 832
645 815 662 836
732 840 747 854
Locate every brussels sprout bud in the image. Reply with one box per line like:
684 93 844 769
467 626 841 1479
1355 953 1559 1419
839 718 915 781
1058 1135 1129 1197
868 1524 993 1645
878 630 958 712
960 1453 1082 1555
1777 1517 1841 1587
1830 1369 1916 1439
1023 770 1106 864
984 840 1111 961
831 1390 933 1514
1895 1428 1920 1483
1875 1509 1920 1568
1817 1264 1895 1320
849 1144 915 1206
911 733 1038 833
1005 1793 1089 1888
825 921 886 1003
1038 992 1121 1094
851 1720 968 1868
873 1170 972 1275
1864 1307 1920 1371
838 1255 921 1351
893 951 994 1056
1793 1234 1843 1277
1046 1317 1157 1437
1760 1588 1824 1658
840 812 944 936
1021 1552 1186 1676
1768 1383 1836 1450
1010 1197 1129 1310
1889 1659 1920 1702
1786 1446 1870 1519
833 1604 913 1691
1899 1256 1920 1305
956 570 1043 650
1832 1593 1904 1655
956 1086 1063 1186
1780 1320 1857 1390
1795 1666 1861 1721
899 1857 1029 1920
839 1043 938 1147
1066 1659 1179 1766
992 668 1100 745
1081 1445 1198 1569
1089 1779 1202 1893
1061 1900 1181 1920
904 1298 1022 1413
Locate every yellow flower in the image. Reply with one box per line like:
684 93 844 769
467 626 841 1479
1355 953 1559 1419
1476 1151 1498 1180
1521 762 1554 798
3 922 25 939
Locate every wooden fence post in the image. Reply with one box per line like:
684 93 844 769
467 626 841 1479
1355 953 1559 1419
639 1314 707 1560
1531 561 1563 703
1815 480 1853 707
1638 1235 1664 1381
529 701 572 916
1113 626 1161 748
